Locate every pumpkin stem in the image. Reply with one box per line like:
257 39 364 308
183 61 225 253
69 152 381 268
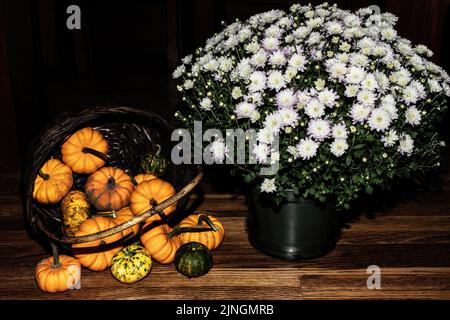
51 243 61 268
82 147 109 162
149 199 158 206
155 144 161 156
38 169 50 180
126 170 139 186
197 215 219 232
107 176 116 189
93 210 117 218
168 225 215 238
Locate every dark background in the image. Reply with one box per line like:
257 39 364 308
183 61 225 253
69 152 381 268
1 0 449 172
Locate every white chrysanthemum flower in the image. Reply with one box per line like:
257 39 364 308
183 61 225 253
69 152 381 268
183 79 194 90
357 90 377 107
253 143 270 164
350 53 369 67
173 65 186 79
305 99 325 118
288 53 307 71
328 62 347 79
402 85 419 105
428 78 442 93
330 139 349 157
381 129 399 147
250 110 261 123
237 59 253 79
264 112 284 133
345 85 360 98
318 88 338 107
238 27 252 42
231 87 243 100
251 50 268 67
368 108 392 132
262 36 280 51
308 119 331 141
260 178 277 193
336 53 350 63
332 123 348 139
246 92 263 106
346 66 366 84
297 90 311 107
361 74 379 91
397 134 414 156
276 89 297 108
248 71 267 93
245 41 260 54
288 145 300 159
265 24 282 38
269 50 287 66
267 70 286 91
350 104 371 123
297 138 320 160
218 57 234 72
235 102 256 119
326 21 343 34
284 67 298 82
257 127 275 144
200 97 213 110
381 27 397 41
405 106 422 126
279 108 299 127
181 55 193 64
210 139 228 163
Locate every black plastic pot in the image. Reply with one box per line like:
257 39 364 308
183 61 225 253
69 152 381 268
246 188 340 260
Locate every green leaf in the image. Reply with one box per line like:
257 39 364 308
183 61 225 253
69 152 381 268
353 144 365 150
346 156 352 166
365 185 373 195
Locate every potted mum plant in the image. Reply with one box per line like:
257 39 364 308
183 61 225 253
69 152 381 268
173 3 450 259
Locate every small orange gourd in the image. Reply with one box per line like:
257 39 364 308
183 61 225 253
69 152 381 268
140 222 181 264
61 127 108 174
177 214 225 250
35 251 81 293
85 167 134 211
134 173 157 185
112 207 140 237
130 178 177 223
33 159 73 204
72 216 123 271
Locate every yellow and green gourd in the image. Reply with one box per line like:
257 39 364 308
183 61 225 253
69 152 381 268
111 243 152 283
61 190 90 236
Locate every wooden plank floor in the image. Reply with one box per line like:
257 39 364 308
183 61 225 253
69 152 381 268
0 170 450 300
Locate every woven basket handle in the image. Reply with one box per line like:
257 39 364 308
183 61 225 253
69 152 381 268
35 165 203 244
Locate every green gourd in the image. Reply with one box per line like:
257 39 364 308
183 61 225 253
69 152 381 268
174 242 213 278
141 144 168 177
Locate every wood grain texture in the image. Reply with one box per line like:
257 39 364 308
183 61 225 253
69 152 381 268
0 170 449 299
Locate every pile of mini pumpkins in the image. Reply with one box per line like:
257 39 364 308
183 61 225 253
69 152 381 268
33 127 224 293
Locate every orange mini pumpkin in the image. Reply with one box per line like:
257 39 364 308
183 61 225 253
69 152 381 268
130 178 177 223
72 216 123 271
33 159 73 204
134 173 157 185
86 167 134 211
112 207 140 237
35 254 81 293
178 214 225 250
61 127 108 174
140 222 181 264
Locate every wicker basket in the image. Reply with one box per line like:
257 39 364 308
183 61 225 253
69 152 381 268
23 106 202 246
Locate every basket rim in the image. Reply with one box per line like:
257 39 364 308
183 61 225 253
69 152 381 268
34 165 203 244
23 105 202 244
